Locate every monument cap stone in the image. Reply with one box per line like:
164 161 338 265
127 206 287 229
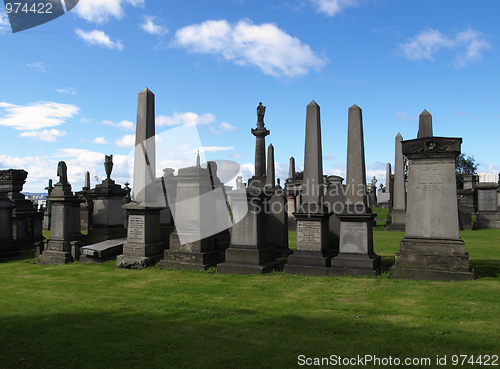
417 109 433 139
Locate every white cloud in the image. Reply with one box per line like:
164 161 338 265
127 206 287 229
0 101 79 130
399 27 491 68
94 137 110 144
27 62 48 73
75 29 124 51
172 19 327 78
157 111 216 126
219 122 237 132
140 15 168 37
115 134 135 147
0 12 10 34
74 0 145 24
309 0 360 17
56 87 76 95
102 119 134 130
19 129 67 142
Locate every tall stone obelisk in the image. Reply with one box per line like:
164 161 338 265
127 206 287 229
284 101 334 276
117 88 166 269
391 110 474 280
386 133 406 231
248 102 269 187
329 105 380 276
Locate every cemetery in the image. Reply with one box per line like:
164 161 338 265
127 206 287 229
1 90 499 368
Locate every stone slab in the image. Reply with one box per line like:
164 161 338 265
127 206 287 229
80 238 126 259
390 267 475 281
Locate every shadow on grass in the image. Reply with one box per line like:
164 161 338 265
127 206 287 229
0 308 498 369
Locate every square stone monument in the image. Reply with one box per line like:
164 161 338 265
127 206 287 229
390 110 474 281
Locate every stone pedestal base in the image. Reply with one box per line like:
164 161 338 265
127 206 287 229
386 209 406 231
390 238 474 281
158 231 219 271
0 240 20 261
117 203 166 269
217 246 282 274
284 211 334 276
38 249 73 265
473 212 500 230
329 253 381 276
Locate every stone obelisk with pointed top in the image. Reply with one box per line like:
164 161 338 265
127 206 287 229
284 101 335 276
117 88 166 269
329 105 380 276
391 110 474 280
386 133 406 231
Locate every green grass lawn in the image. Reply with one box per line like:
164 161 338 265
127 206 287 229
1 223 499 368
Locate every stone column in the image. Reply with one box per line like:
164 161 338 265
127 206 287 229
249 102 270 187
391 110 474 280
38 162 80 265
117 88 165 269
330 105 380 277
284 101 334 276
387 133 406 231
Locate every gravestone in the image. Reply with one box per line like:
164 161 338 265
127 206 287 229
159 158 223 271
285 156 300 230
324 175 344 255
330 105 380 276
38 161 81 264
43 179 54 230
117 88 166 269
284 101 335 276
0 179 18 260
86 155 128 244
79 238 127 264
473 182 500 229
218 102 282 274
158 168 175 243
265 144 291 257
390 110 474 280
386 133 406 231
76 171 92 232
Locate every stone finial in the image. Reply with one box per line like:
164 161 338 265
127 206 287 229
417 110 433 138
104 155 113 179
57 161 68 184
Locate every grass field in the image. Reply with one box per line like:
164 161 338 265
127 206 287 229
1 212 499 368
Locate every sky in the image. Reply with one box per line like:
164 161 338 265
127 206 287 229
1 0 499 193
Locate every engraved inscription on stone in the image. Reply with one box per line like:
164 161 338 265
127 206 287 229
297 222 321 244
414 166 445 191
340 222 367 254
128 215 145 243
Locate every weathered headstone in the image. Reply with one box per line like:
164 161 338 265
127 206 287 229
284 101 335 276
473 182 500 229
85 155 128 244
386 133 406 231
117 88 166 269
218 102 282 274
38 162 81 264
329 105 380 276
0 175 18 260
391 110 474 280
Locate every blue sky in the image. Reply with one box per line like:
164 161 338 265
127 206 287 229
1 0 499 193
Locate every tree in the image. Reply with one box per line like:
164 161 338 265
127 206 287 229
455 153 478 189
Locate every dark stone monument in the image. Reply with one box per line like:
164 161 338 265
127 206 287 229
43 179 54 230
329 105 380 277
284 101 335 276
218 102 282 274
324 175 345 255
117 88 166 269
0 176 18 260
38 162 81 265
85 155 128 244
386 133 406 231
473 182 500 229
391 110 474 281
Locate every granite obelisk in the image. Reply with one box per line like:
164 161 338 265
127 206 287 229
386 133 406 231
329 105 380 276
117 88 166 269
284 101 334 276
